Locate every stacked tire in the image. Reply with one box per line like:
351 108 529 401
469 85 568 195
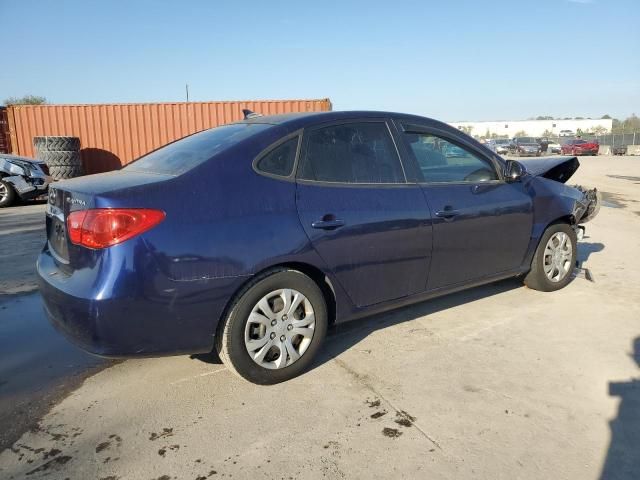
33 136 83 180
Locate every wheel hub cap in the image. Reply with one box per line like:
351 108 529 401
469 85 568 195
543 232 573 282
244 289 315 370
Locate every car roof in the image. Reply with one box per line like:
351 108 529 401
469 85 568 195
234 110 451 132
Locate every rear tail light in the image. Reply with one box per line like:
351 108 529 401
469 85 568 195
67 208 165 249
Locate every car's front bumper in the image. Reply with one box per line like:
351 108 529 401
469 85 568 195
4 174 51 199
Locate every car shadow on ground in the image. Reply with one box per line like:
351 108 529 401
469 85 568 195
600 336 640 479
190 278 524 369
313 278 523 370
577 241 605 263
191 242 607 371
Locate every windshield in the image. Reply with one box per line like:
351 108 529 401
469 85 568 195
125 123 270 175
516 137 537 144
494 139 509 144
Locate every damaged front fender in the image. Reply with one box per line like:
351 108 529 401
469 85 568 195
519 155 600 225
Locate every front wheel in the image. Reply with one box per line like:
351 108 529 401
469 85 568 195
0 179 17 208
216 269 328 384
524 223 577 292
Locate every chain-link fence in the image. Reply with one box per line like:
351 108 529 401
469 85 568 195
544 132 640 147
592 132 639 147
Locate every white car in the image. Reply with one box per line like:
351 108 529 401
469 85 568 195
493 138 511 154
559 130 575 137
547 140 562 154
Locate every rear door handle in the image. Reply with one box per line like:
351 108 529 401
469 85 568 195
312 219 345 230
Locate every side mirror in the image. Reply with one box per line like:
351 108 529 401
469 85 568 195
504 160 525 182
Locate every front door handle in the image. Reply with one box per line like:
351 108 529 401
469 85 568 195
312 219 345 230
435 208 460 221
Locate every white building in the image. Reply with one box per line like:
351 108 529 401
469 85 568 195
449 118 612 138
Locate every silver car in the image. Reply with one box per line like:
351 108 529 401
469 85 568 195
0 154 52 207
493 139 511 155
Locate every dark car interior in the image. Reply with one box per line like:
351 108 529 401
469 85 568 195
404 133 498 183
301 123 405 184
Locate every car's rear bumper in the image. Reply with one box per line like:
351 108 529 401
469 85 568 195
37 246 247 357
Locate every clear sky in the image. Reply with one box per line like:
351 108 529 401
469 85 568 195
1 0 638 121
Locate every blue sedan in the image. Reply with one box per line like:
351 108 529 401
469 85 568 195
38 111 600 384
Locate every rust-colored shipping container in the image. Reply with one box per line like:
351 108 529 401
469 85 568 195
0 107 11 154
7 99 331 174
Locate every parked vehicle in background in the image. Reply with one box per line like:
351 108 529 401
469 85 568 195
559 130 575 137
547 140 562 154
512 137 542 157
38 110 600 384
493 139 510 155
561 139 599 156
612 145 627 155
537 137 551 153
0 154 51 208
483 139 497 153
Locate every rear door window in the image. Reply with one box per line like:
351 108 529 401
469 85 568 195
299 122 405 184
125 123 270 175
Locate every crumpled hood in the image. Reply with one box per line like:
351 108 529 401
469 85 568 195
0 153 45 165
518 156 579 184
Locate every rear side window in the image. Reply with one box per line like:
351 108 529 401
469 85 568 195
299 122 405 184
256 137 298 177
125 123 270 175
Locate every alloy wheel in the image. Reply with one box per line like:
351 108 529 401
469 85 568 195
543 232 573 282
244 289 315 369
0 182 7 203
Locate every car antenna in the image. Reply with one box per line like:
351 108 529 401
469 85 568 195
242 109 262 119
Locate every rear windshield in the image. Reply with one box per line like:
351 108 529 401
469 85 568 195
125 123 270 175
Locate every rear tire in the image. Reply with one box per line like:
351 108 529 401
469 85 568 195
524 223 577 292
216 269 328 384
0 179 16 208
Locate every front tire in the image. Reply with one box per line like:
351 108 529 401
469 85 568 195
216 269 328 384
524 223 577 292
0 179 17 208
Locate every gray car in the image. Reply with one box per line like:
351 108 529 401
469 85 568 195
0 154 52 207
